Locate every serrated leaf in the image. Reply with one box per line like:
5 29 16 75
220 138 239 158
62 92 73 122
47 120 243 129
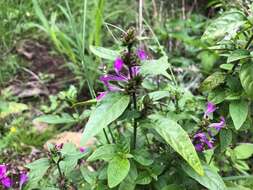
140 56 171 79
229 100 248 130
234 143 253 159
149 114 204 176
107 156 130 188
81 93 130 144
202 11 246 43
200 72 226 92
182 164 226 190
227 49 250 63
26 158 50 185
89 45 120 60
87 144 117 162
34 113 77 124
240 63 253 99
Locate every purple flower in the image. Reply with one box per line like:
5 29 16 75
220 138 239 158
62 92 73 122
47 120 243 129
98 57 140 100
0 164 12 188
79 147 86 153
0 165 7 178
204 102 217 118
193 132 214 152
96 91 108 101
114 58 124 74
1 177 12 188
19 172 28 187
208 116 225 132
137 49 148 60
55 143 64 150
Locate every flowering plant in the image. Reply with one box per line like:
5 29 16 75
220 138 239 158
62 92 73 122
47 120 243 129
26 22 253 189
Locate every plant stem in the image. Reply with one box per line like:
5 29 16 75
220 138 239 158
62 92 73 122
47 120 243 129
127 44 138 149
128 65 138 149
103 128 110 144
108 125 116 143
132 92 138 149
56 159 66 190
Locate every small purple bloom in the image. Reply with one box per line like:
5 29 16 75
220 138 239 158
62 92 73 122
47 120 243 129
80 147 86 153
114 58 124 74
0 165 7 178
193 132 214 152
208 116 226 132
96 91 108 101
1 177 12 188
194 143 204 152
204 102 217 118
20 172 28 187
0 164 12 188
137 49 148 60
55 143 64 150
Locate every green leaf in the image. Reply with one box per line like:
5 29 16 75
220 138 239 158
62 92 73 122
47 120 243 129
81 93 130 144
240 63 253 99
87 144 117 162
107 156 130 188
140 56 171 79
34 113 77 124
202 11 246 43
220 64 234 71
80 167 97 185
219 129 233 152
208 88 226 104
89 45 120 60
161 184 185 190
32 0 49 30
135 171 152 185
26 158 50 185
227 49 250 63
150 114 204 176
182 164 226 190
234 143 253 159
148 91 170 101
133 149 153 166
229 100 248 130
200 72 226 92
59 143 87 175
119 162 137 190
0 101 28 118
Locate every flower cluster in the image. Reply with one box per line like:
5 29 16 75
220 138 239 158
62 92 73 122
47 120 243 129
97 49 147 100
193 102 226 152
0 164 28 189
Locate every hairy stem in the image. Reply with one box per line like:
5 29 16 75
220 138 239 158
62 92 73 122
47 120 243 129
127 44 138 149
128 65 138 149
